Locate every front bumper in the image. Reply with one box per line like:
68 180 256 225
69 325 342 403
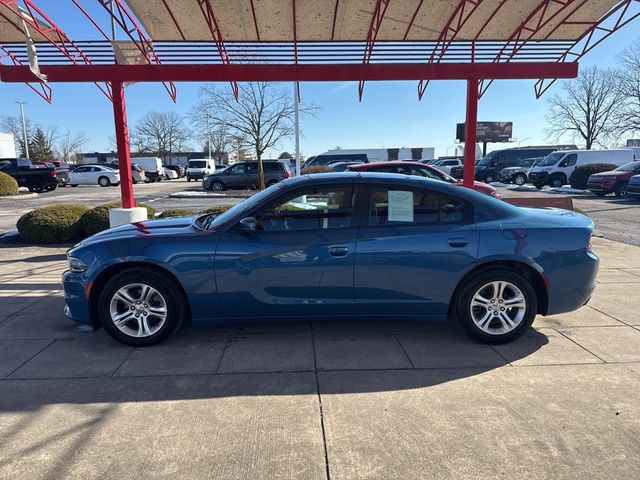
188 172 205 180
62 270 92 325
627 183 640 197
528 172 549 185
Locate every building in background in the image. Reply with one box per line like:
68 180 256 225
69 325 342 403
318 147 436 162
0 133 17 158
79 151 229 166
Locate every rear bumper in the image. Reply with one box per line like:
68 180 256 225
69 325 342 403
544 250 599 316
587 182 615 194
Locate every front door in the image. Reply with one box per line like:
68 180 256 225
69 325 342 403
355 186 479 317
215 184 358 317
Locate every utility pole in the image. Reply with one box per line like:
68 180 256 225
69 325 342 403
294 82 301 175
15 101 29 159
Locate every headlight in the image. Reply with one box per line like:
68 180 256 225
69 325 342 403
67 255 87 273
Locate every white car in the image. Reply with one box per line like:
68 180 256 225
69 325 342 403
430 158 463 175
163 167 178 180
69 165 120 187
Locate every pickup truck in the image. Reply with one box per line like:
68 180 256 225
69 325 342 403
0 158 58 192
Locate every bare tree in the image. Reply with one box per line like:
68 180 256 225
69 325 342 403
189 108 233 163
131 111 191 161
197 82 317 189
545 66 625 149
1 114 33 157
57 129 88 162
616 38 640 135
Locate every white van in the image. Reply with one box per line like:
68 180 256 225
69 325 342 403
133 157 164 183
528 149 634 188
187 158 216 181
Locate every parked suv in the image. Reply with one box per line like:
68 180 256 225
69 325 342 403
202 161 290 191
474 147 559 183
498 157 542 186
587 161 640 197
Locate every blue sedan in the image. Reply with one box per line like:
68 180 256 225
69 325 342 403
63 173 599 346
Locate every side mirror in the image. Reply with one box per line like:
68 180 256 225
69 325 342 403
239 217 258 233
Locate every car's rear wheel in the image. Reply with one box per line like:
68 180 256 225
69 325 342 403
513 174 526 186
144 177 151 183
550 175 565 188
27 178 44 193
98 176 111 187
210 180 225 191
484 174 495 184
615 182 628 198
97 268 184 346
454 269 536 344
594 192 607 197
44 184 57 192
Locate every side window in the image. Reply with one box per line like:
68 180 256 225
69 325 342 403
564 154 578 167
412 166 440 180
229 164 245 174
369 188 467 226
246 163 258 175
0 160 11 171
74 167 87 173
255 187 355 232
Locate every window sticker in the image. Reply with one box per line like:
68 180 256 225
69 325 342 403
388 190 414 222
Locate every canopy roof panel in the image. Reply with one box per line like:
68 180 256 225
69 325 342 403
126 0 618 42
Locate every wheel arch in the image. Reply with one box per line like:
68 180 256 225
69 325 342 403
88 261 192 330
449 260 549 317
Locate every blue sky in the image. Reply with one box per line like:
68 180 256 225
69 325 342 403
0 3 639 159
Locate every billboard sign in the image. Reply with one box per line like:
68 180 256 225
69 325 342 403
456 122 513 143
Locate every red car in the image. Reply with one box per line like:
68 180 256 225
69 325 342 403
587 161 640 197
348 161 499 198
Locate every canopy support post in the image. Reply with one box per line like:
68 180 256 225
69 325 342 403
463 78 478 189
112 80 135 209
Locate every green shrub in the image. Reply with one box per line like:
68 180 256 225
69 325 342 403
198 205 235 215
158 208 195 218
0 172 18 196
300 166 333 174
17 204 88 244
80 202 157 237
569 163 618 189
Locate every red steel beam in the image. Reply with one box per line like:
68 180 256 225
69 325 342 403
403 0 426 40
196 0 239 99
331 0 340 40
0 0 112 100
0 44 52 102
534 0 640 97
0 62 578 83
111 80 135 209
463 78 478 189
417 0 485 100
249 0 261 40
358 0 391 101
478 0 577 97
161 0 187 41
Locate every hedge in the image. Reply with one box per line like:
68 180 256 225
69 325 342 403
569 163 619 190
198 205 235 215
158 208 195 218
300 166 333 174
17 204 88 244
0 172 18 196
80 202 157 237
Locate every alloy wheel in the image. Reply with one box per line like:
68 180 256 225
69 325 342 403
109 283 168 338
469 281 527 335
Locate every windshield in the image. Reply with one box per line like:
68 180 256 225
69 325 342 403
615 161 640 172
189 161 207 168
476 152 495 166
539 152 565 167
195 182 284 230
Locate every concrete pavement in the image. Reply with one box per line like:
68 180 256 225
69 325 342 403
1 237 639 479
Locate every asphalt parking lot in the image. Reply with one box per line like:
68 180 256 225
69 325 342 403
2 178 640 247
0 236 639 479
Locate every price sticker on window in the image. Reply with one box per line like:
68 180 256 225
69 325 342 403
388 190 414 222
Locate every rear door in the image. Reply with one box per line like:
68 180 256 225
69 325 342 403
354 185 479 316
224 163 246 187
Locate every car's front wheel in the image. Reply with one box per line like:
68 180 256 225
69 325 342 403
97 268 185 346
98 176 111 187
454 269 536 344
615 182 628 198
210 180 225 191
513 174 526 186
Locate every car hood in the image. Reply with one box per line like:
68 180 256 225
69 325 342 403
78 216 198 247
453 180 495 195
500 166 523 173
590 171 628 178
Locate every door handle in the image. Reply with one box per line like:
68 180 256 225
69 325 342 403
328 246 349 257
448 238 468 248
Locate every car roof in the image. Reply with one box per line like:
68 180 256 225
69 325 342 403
350 161 426 169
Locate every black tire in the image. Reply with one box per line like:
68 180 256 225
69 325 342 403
98 176 111 187
27 178 45 193
210 180 225 192
594 192 607 197
97 267 185 347
266 179 278 187
615 182 628 198
513 174 526 186
132 178 138 184
484 174 494 184
453 268 537 344
187 178 191 182
44 184 57 192
70 184 78 188
534 183 544 190
144 177 151 184
549 175 565 188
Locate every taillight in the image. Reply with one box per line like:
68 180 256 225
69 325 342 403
587 234 592 250
283 170 291 179
50 170 57 177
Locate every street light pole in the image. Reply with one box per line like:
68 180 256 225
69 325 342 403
15 101 29 159
294 82 300 175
